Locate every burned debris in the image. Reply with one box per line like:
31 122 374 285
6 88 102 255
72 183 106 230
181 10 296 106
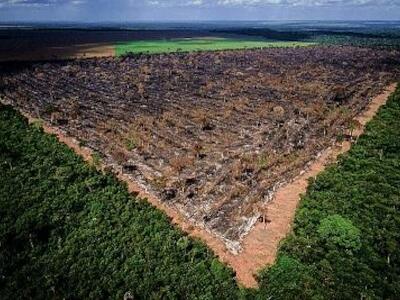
1 46 399 252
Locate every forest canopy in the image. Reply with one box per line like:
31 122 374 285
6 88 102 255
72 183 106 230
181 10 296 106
1 84 400 298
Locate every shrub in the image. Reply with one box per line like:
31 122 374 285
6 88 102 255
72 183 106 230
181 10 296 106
258 256 320 299
317 214 361 253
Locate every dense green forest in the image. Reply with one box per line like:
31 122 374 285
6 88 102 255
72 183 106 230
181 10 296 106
220 28 400 49
259 85 400 299
221 27 400 49
0 106 238 299
315 34 400 49
1 84 400 299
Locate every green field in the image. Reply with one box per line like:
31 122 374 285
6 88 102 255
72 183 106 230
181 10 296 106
1 85 400 299
115 38 315 55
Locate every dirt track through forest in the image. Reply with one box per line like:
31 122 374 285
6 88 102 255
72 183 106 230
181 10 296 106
2 83 395 288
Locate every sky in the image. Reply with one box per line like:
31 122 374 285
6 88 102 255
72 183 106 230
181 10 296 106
0 0 399 22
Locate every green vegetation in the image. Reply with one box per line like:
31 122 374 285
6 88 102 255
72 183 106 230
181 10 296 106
1 84 400 299
315 34 400 49
115 38 314 55
222 28 400 49
91 151 103 168
259 84 400 299
0 105 238 299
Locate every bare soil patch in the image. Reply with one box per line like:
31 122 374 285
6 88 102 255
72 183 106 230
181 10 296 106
0 28 219 62
1 46 399 286
0 43 115 62
224 82 396 286
1 83 395 288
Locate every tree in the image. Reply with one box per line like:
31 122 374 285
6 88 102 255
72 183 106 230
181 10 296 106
258 256 320 300
348 119 362 141
317 214 361 253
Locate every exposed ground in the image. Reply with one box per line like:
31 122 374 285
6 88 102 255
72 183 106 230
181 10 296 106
2 84 399 298
0 43 115 62
226 84 396 286
0 29 312 62
0 105 239 299
0 29 218 62
4 83 395 287
1 46 399 254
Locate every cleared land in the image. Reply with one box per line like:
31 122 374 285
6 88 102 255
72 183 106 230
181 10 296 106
1 85 400 298
115 38 313 55
258 85 400 299
0 29 218 62
1 46 399 254
0 29 312 62
0 105 238 299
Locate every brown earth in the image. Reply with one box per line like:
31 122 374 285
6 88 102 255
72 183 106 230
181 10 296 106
2 83 395 288
224 82 396 287
0 43 115 62
1 44 397 286
2 47 399 252
0 28 224 62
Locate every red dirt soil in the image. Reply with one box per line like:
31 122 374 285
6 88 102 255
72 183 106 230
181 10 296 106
7 83 395 288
